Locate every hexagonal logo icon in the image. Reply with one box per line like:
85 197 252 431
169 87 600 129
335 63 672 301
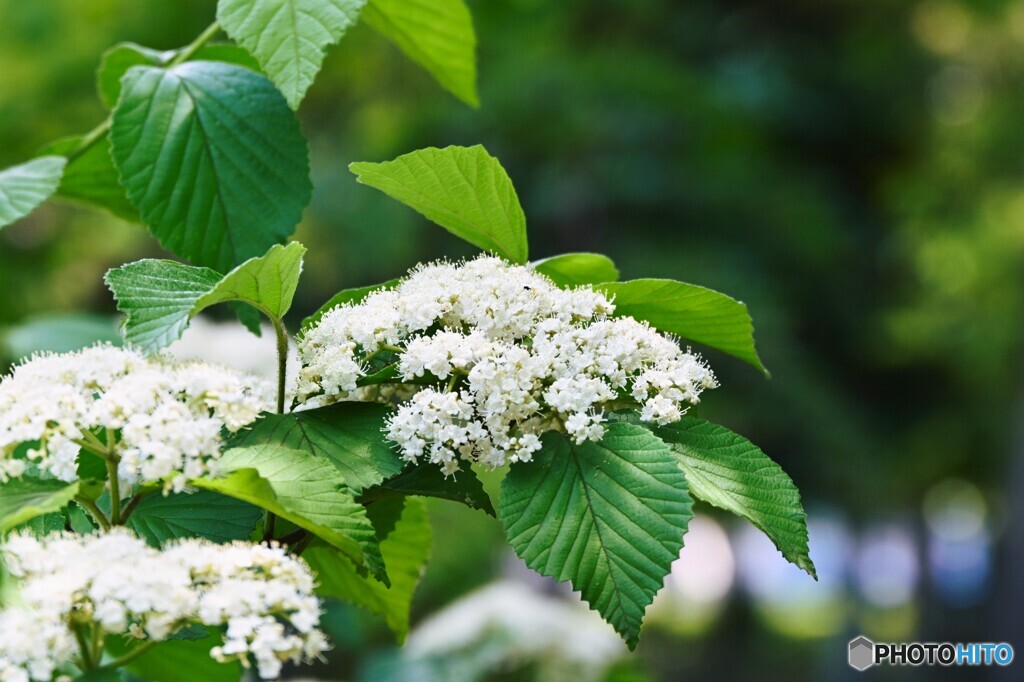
849 636 875 671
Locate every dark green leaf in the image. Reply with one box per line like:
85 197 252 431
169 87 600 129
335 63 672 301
499 423 692 648
0 478 79 533
110 61 311 272
653 417 815 578
105 636 240 682
596 279 767 374
361 461 494 516
38 136 139 221
125 490 262 546
0 156 66 229
300 278 400 331
532 253 620 287
350 145 527 263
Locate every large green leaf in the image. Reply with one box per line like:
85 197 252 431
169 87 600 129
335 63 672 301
499 423 692 648
38 136 138 222
351 145 527 263
105 242 305 354
0 478 79 533
363 0 477 106
653 418 815 578
300 278 400 331
126 490 263 547
110 61 311 273
0 156 66 229
105 636 240 682
361 461 495 516
192 444 385 581
532 253 620 288
231 402 401 491
305 496 431 641
218 0 365 109
596 279 767 374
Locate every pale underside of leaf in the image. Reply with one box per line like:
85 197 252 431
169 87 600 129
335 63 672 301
0 156 66 229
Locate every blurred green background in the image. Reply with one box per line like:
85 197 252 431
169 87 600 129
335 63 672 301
1 0 1022 680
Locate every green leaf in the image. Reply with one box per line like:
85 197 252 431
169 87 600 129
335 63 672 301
596 279 767 374
218 0 366 109
110 61 311 273
13 512 66 537
2 313 121 360
105 636 240 682
498 423 692 648
653 417 815 578
532 253 620 287
75 669 125 682
0 478 79 533
363 0 478 106
300 278 400 331
105 242 305 354
38 136 139 222
351 146 526 263
361 461 495 516
125 490 263 547
231 403 401 491
192 444 385 580
305 496 431 641
0 156 66 229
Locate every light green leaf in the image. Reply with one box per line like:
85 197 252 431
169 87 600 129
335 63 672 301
361 461 495 516
126 490 263 547
105 636 240 682
653 418 815 578
2 313 121 360
105 242 305 354
532 253 620 288
305 496 431 642
231 402 401 491
38 136 139 222
110 62 311 273
0 478 79 533
300 278 400 331
13 512 66 537
363 0 477 106
499 423 692 648
596 279 767 374
192 444 385 581
0 156 66 229
351 145 526 263
218 0 366 109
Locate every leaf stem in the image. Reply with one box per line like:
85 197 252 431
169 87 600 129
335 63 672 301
168 21 222 67
75 497 111 531
97 640 158 671
106 457 122 526
73 622 95 671
272 316 290 414
120 490 153 523
66 119 112 164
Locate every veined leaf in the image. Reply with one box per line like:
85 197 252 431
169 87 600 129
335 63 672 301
125 490 263 547
596 279 767 374
351 145 526 263
110 61 311 273
105 242 305 354
361 461 495 516
192 444 385 581
653 418 815 578
0 156 66 230
231 402 401 491
38 136 138 222
218 0 366 109
533 253 620 288
0 478 79 533
499 423 691 648
305 496 431 641
363 0 478 106
300 278 400 331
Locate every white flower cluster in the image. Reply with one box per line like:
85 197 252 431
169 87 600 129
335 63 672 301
298 256 717 473
0 530 328 680
0 345 273 490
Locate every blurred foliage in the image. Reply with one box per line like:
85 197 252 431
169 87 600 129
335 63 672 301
2 0 1022 679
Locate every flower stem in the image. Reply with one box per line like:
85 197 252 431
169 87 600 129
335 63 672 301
106 457 121 526
73 623 94 671
75 497 111 531
97 640 158 671
120 490 153 523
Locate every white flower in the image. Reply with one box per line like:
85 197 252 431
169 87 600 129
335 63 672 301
297 256 718 473
0 346 273 490
0 530 328 680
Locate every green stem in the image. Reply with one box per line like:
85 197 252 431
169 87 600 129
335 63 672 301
289 532 313 556
65 119 112 164
73 623 94 671
76 497 111 531
120 490 153 523
168 21 222 67
97 640 158 671
272 317 290 415
107 457 122 526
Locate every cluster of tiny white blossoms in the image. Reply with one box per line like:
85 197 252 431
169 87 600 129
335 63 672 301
298 256 717 474
0 345 273 491
0 530 328 680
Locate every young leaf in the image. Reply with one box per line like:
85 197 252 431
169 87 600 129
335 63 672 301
38 136 139 222
218 0 366 109
499 423 692 648
125 490 263 547
351 146 526 263
191 444 386 581
105 242 305 354
361 461 495 516
0 478 79 533
363 0 478 106
110 62 311 273
596 279 767 374
300 278 400 331
653 418 815 578
532 253 620 287
0 156 66 230
305 496 432 642
231 402 402 491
